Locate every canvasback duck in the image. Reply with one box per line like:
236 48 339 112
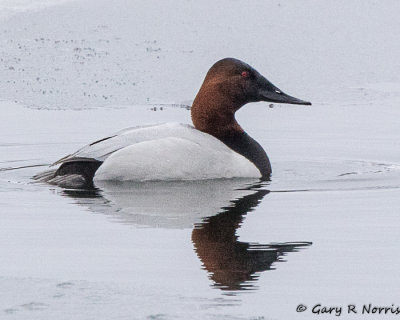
38 58 311 187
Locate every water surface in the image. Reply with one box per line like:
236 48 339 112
1 101 400 319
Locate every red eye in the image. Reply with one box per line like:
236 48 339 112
241 71 249 78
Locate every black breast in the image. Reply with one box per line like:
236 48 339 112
220 132 272 179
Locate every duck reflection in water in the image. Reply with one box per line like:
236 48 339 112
61 180 311 292
192 187 311 291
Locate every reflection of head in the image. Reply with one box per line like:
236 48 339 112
192 189 311 291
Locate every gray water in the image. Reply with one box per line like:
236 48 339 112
1 101 400 319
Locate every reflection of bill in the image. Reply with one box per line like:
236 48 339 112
192 188 312 291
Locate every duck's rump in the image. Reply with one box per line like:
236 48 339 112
34 157 102 188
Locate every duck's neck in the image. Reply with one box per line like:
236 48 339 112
191 91 243 140
191 88 272 178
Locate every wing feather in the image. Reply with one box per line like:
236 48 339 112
52 123 194 166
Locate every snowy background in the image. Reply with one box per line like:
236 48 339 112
0 0 399 109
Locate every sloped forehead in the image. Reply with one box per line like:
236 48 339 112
206 58 252 77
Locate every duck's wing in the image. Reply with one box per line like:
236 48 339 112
52 123 195 165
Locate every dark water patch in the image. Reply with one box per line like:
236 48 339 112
338 171 358 177
3 308 18 314
56 281 75 288
20 302 49 311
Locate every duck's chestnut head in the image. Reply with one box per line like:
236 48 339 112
202 58 311 106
